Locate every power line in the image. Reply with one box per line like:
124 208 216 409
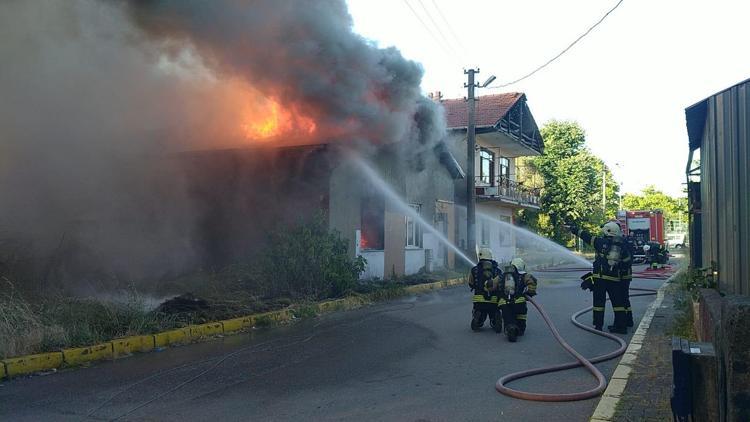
429 0 466 51
489 0 625 89
414 0 464 60
401 0 459 61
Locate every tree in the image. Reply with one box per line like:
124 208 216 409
516 120 620 245
622 186 687 223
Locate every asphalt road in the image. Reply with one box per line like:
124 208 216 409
0 266 667 421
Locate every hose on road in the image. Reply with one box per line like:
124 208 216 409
495 287 658 402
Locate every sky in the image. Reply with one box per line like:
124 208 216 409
346 0 750 198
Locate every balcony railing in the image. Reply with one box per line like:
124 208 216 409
475 176 540 207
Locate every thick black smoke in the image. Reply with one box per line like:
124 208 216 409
0 0 447 291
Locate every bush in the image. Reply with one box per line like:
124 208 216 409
259 214 365 299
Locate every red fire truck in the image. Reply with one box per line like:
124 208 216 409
616 210 665 256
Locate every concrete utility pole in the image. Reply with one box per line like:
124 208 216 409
465 68 478 259
602 167 606 215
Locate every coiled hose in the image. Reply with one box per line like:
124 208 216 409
495 287 658 402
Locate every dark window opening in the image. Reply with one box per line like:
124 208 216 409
361 195 385 250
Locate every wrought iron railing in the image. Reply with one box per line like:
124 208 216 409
475 176 540 206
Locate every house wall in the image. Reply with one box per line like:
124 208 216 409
478 202 516 264
328 159 364 260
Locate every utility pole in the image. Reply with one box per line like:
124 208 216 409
465 68 478 259
602 167 606 215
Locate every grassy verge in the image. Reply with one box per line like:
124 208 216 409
0 273 461 359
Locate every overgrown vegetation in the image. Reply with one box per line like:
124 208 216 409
259 213 366 299
668 267 714 341
0 215 470 359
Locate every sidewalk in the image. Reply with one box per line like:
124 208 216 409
611 283 680 421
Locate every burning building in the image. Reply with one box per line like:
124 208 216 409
181 138 464 279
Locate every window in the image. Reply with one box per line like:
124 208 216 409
479 149 495 185
361 195 384 250
498 215 512 246
481 219 490 246
405 204 422 248
498 156 510 185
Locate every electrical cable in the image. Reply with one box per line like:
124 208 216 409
495 286 658 401
401 0 460 61
428 0 466 51
488 0 625 89
414 0 465 62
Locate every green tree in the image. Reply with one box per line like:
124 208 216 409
622 186 688 224
517 120 620 244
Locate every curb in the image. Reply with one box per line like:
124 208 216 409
0 277 465 381
589 272 677 421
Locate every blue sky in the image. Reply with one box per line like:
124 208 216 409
346 0 750 197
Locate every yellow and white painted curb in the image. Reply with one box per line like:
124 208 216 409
0 277 465 380
590 274 676 422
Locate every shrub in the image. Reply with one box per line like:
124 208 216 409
259 213 366 299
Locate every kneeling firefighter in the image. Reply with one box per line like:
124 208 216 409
497 258 538 342
468 247 503 332
567 221 634 334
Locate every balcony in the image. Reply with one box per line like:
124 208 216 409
475 176 540 209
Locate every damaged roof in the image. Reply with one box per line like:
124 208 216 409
441 93 524 129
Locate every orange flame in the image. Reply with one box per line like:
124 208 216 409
241 97 317 141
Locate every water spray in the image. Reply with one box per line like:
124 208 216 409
351 155 475 267
351 154 666 402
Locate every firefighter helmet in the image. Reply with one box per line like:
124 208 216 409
601 221 622 237
643 244 651 252
478 246 493 261
510 257 526 272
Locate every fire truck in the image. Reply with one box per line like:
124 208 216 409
616 210 665 258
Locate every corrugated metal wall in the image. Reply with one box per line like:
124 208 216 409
700 80 750 295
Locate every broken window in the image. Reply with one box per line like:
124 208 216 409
405 204 422 248
361 194 384 250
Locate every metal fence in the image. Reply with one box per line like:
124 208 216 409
686 78 750 295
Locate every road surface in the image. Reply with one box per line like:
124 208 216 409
0 266 668 421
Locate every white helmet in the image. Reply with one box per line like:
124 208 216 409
643 244 651 252
601 221 622 237
510 257 526 272
478 246 493 261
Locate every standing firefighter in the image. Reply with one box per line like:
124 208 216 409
468 247 503 332
497 257 538 342
568 221 634 333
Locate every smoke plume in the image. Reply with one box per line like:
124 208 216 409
0 0 446 290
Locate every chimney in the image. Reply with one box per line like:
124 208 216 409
427 91 443 102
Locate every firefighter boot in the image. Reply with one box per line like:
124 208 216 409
505 323 519 342
490 310 503 333
471 309 485 331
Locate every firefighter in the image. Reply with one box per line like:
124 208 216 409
468 247 502 332
566 221 634 334
497 257 538 342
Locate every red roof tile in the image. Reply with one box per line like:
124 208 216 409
441 93 524 129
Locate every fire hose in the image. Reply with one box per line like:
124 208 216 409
495 286 658 402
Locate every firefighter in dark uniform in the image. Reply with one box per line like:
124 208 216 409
497 257 538 342
568 221 634 333
468 247 502 332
